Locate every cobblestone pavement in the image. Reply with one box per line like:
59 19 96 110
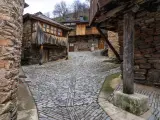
23 52 120 120
108 84 160 120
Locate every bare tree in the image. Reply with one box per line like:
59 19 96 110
86 0 90 6
71 0 90 19
53 0 90 21
53 1 69 18
72 0 82 19
81 3 89 13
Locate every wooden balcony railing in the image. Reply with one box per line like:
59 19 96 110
85 29 99 35
68 28 100 36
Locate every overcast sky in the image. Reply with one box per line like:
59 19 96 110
24 0 86 16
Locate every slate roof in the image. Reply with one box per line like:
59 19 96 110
24 3 29 8
23 12 71 31
61 20 89 24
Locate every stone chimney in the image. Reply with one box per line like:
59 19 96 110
35 12 43 15
79 16 84 21
66 16 70 21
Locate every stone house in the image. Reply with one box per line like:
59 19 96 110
61 17 105 52
0 1 27 119
22 12 70 65
90 0 160 86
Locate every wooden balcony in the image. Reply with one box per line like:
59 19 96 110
86 27 99 35
69 28 100 36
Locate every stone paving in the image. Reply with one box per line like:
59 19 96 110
23 51 120 120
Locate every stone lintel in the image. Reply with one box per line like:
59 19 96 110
114 91 149 115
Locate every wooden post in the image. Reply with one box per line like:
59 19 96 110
123 12 134 94
39 44 43 65
66 33 69 60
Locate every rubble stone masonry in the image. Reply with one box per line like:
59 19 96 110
0 0 24 119
118 11 160 85
108 31 119 58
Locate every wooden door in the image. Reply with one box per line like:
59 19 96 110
69 43 74 52
42 49 49 62
98 39 104 49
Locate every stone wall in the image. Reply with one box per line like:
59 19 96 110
27 45 40 64
22 20 32 64
22 20 32 49
49 47 67 61
69 36 102 51
108 31 119 58
22 45 67 65
0 0 24 119
118 11 160 85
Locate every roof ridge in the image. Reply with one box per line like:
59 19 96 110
24 12 71 30
35 12 64 25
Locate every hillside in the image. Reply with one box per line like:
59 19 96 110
53 9 89 22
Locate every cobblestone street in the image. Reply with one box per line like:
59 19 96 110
23 51 120 120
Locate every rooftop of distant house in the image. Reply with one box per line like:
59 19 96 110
61 16 89 24
24 2 29 8
23 12 71 31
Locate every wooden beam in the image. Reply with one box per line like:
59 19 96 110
89 0 99 26
98 0 112 9
39 45 43 65
98 21 115 29
123 12 134 94
97 26 122 62
97 4 127 23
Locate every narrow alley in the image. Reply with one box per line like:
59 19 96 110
1 0 160 120
23 52 120 120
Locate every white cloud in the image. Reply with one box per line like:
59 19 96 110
24 0 86 16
